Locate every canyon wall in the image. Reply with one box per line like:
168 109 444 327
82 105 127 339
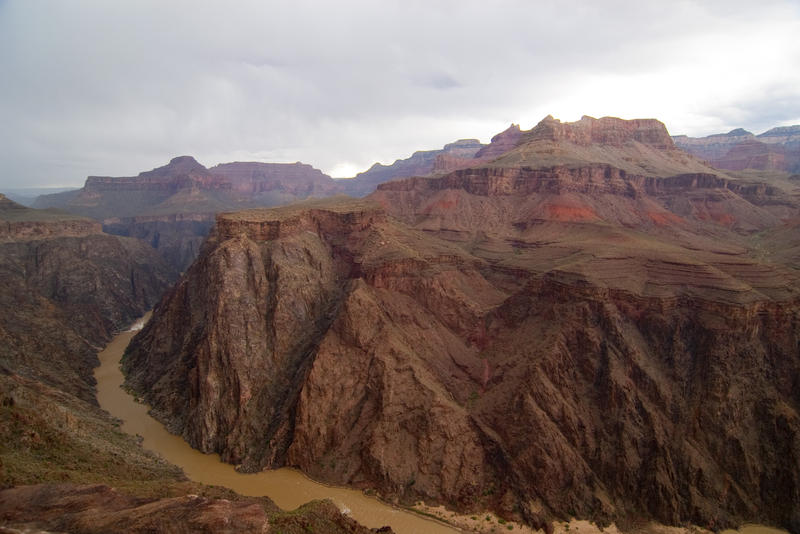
123 197 800 532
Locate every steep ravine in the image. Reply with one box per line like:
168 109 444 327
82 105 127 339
123 200 800 533
0 196 177 403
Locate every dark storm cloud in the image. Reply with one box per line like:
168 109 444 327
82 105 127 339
0 0 798 187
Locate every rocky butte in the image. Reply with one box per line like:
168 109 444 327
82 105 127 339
122 116 800 532
33 156 343 272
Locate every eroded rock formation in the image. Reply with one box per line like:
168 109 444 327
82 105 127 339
0 483 391 534
123 116 800 532
0 196 176 402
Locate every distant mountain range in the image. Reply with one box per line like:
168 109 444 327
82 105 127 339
673 125 800 173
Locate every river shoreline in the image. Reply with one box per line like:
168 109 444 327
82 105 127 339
94 313 460 534
95 315 793 534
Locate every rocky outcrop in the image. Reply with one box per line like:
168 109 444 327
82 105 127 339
0 194 101 241
486 116 724 179
713 139 786 171
209 161 341 196
373 164 793 234
0 483 390 534
527 115 675 149
476 278 800 531
474 124 523 159
124 194 800 532
672 129 756 162
33 157 344 269
0 217 101 241
34 156 342 221
122 117 800 533
0 200 176 402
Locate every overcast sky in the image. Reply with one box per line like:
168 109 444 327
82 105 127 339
1 0 799 188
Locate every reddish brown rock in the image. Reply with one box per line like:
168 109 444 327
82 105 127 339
0 194 101 241
122 117 800 533
708 139 786 171
474 123 524 159
527 115 675 149
33 157 343 271
674 125 800 173
0 196 176 402
209 161 341 196
0 484 387 534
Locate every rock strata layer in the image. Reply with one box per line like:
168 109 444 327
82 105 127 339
123 117 800 533
0 196 175 402
674 125 800 173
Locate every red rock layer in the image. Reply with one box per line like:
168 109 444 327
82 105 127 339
122 118 800 532
528 115 675 149
0 218 102 241
0 484 387 534
123 194 800 532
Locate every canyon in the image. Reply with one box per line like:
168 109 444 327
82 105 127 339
0 196 385 533
121 116 800 532
673 126 800 173
3 114 800 533
0 194 176 402
26 131 518 272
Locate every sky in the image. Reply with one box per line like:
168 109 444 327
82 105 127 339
1 0 799 188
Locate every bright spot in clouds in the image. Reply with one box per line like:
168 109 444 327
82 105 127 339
329 163 362 179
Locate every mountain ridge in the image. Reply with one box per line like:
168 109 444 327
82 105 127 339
121 115 800 532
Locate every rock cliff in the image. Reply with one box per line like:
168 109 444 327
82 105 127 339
122 116 800 533
0 197 176 402
102 212 216 272
33 157 343 271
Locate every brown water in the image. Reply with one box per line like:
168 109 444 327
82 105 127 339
95 314 459 534
721 526 790 534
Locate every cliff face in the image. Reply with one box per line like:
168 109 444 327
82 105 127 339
209 161 341 196
33 157 344 271
35 156 342 221
124 203 800 532
527 115 675 149
122 117 800 532
474 124 523 159
0 193 102 241
0 197 176 402
102 212 216 272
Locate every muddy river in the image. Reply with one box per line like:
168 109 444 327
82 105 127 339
95 314 458 534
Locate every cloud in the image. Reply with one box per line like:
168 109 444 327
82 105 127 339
1 0 799 187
